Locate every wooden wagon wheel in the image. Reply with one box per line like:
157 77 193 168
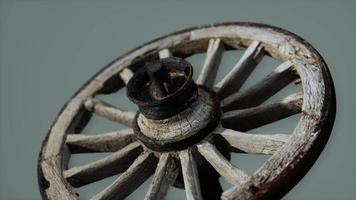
38 22 336 200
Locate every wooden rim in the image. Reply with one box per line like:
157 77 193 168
38 22 336 200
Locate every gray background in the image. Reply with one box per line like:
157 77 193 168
1 0 355 199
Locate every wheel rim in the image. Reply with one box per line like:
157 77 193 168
38 22 336 200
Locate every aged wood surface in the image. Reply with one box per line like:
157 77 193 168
39 156 78 200
222 92 303 131
197 141 250 187
214 127 290 155
215 41 264 98
136 88 214 140
66 129 135 153
179 149 203 200
91 152 157 200
84 98 135 127
64 142 142 187
221 60 298 111
144 154 178 200
38 23 335 200
196 38 224 87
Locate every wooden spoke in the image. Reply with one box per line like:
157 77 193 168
214 128 290 155
159 48 172 58
84 98 135 127
197 141 250 187
64 142 142 187
91 152 157 200
215 41 264 98
222 61 298 111
119 68 134 85
179 149 203 200
144 154 178 200
196 38 224 87
222 92 303 131
66 129 135 153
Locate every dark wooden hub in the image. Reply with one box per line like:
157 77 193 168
128 58 221 152
132 86 221 152
127 57 197 120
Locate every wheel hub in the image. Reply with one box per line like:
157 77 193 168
127 57 221 151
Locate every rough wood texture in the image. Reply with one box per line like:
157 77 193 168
222 61 298 111
144 154 178 200
214 128 290 155
196 38 224 87
91 152 157 200
137 88 214 140
84 98 135 127
215 41 264 98
38 23 335 200
39 156 77 200
66 129 135 153
179 149 203 200
119 68 134 85
197 141 250 187
222 92 303 131
64 142 142 187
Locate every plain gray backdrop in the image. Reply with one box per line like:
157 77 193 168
1 0 355 199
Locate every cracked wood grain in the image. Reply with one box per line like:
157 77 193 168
214 127 290 155
66 129 135 153
215 41 264 98
64 142 142 187
221 60 298 111
84 98 135 127
179 149 203 200
197 141 250 187
196 38 224 87
222 92 303 131
144 154 178 200
91 152 157 200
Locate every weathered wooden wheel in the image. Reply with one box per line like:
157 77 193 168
38 22 336 200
